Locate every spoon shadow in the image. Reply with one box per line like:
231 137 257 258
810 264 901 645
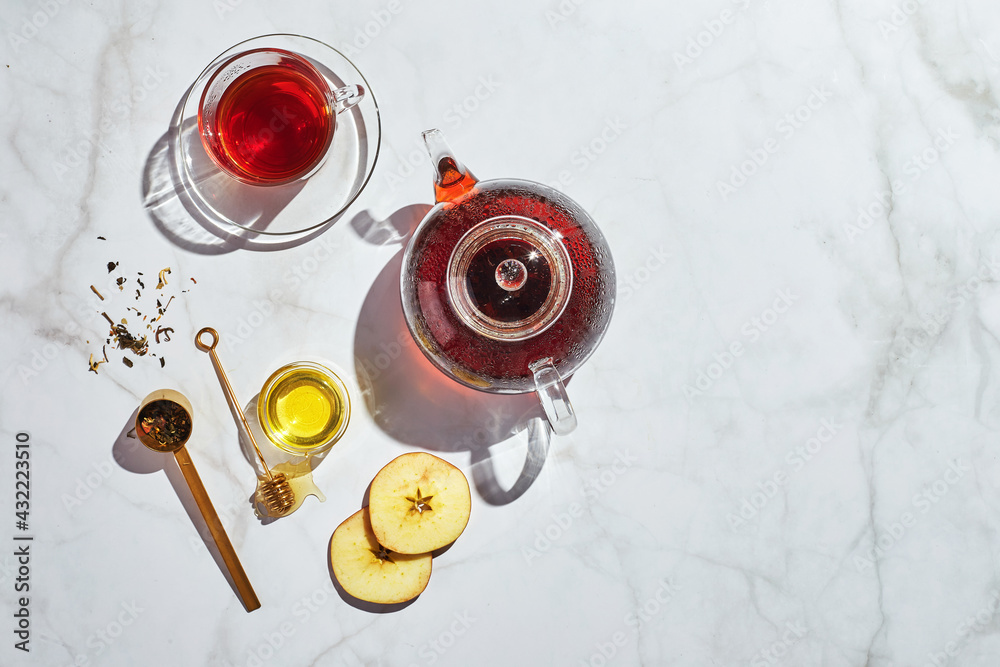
112 407 258 612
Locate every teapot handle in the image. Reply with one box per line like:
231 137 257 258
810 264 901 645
422 129 478 203
529 358 578 435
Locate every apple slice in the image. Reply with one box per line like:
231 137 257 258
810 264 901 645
330 508 432 604
368 452 472 554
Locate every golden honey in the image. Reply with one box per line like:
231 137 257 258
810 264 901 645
258 362 350 454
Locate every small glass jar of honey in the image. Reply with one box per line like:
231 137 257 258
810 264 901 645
257 361 351 455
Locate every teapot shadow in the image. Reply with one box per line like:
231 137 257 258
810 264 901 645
353 243 553 505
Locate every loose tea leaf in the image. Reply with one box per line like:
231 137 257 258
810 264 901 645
88 261 194 375
88 354 104 374
111 323 148 356
156 267 171 290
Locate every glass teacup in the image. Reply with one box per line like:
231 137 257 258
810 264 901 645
198 48 364 186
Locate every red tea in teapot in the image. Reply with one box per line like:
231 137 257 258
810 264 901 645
404 179 614 392
402 129 616 434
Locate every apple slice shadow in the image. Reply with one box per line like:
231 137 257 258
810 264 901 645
326 533 422 613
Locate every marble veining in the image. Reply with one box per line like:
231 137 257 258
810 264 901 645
4 0 1000 665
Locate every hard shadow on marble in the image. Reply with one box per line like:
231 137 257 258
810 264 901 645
140 84 342 254
352 220 557 505
112 406 254 608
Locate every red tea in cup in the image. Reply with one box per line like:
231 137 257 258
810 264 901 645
198 48 364 186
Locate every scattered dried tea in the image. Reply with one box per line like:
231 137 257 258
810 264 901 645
87 354 104 374
88 256 193 375
111 323 148 356
156 267 171 290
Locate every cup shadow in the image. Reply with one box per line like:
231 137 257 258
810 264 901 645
112 406 258 611
141 83 340 254
353 230 554 505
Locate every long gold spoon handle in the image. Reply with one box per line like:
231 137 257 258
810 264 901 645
195 327 273 481
173 447 260 612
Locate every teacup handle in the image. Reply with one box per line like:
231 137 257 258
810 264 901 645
330 84 365 113
529 358 577 435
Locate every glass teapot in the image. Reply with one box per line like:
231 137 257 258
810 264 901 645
400 129 616 435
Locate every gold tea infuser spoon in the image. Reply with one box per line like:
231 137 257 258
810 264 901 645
135 389 260 612
195 328 296 517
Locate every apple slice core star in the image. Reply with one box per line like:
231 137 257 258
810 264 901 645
329 508 432 604
368 452 472 554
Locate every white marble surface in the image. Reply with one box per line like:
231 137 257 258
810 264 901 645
4 0 1000 665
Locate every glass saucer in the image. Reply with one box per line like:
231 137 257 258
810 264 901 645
173 33 381 236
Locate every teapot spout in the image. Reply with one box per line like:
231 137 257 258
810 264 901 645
422 129 478 203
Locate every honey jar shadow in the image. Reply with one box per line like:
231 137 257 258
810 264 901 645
354 244 556 505
112 407 256 610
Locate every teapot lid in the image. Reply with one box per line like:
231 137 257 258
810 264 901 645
447 215 573 341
